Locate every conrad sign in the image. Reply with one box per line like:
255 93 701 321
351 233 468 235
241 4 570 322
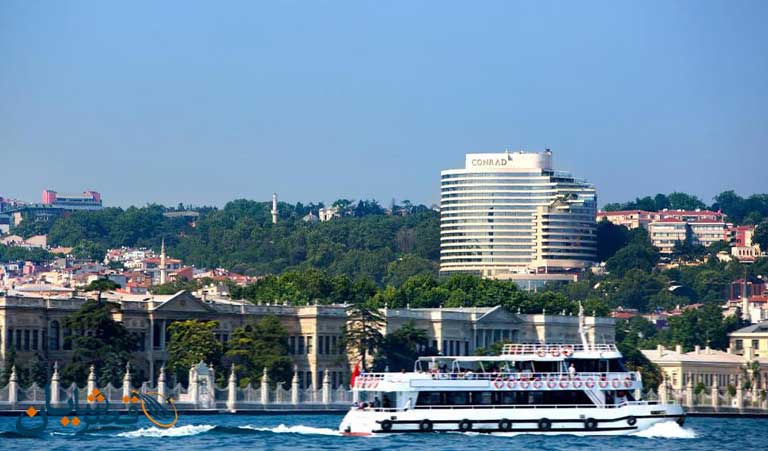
470 157 509 167
462 151 552 171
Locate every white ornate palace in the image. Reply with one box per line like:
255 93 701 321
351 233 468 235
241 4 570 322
0 290 615 387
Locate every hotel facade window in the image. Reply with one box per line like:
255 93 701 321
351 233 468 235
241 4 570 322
440 150 597 279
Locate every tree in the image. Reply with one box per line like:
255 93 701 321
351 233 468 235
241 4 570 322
166 320 223 384
83 278 121 304
342 303 385 370
605 269 665 312
665 304 743 351
225 315 293 387
605 244 660 277
1 349 18 386
383 255 437 287
61 300 137 387
28 353 49 387
615 317 663 390
72 240 106 261
596 219 630 261
672 240 707 261
755 221 768 251
373 321 436 372
666 192 706 210
713 191 746 223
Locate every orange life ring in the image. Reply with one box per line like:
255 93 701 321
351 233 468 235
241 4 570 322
559 378 570 389
623 377 632 388
599 379 608 388
561 345 573 356
611 379 621 388
550 348 561 357
507 380 517 389
537 348 547 357
533 380 543 389
573 377 583 388
547 378 557 389
585 378 595 388
494 379 504 389
520 380 530 389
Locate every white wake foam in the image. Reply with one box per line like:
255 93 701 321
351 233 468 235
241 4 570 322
240 424 341 436
632 421 697 439
118 424 216 438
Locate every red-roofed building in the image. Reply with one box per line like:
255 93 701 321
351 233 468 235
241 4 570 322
171 266 194 282
596 210 658 229
649 218 688 254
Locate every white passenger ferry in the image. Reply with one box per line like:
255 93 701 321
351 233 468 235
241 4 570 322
339 318 684 435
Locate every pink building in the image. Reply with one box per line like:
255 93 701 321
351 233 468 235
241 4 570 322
725 225 756 247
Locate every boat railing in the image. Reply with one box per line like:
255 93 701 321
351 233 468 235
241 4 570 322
423 371 639 382
354 371 641 387
501 343 619 356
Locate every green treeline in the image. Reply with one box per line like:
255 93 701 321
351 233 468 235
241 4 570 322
16 199 439 282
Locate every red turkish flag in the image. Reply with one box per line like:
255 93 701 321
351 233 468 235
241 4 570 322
350 363 360 388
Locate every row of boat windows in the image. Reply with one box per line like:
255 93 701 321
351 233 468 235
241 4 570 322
415 390 594 406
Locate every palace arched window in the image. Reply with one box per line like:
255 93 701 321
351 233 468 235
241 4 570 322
50 321 60 351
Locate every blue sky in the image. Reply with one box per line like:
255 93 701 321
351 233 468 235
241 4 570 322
1 1 766 208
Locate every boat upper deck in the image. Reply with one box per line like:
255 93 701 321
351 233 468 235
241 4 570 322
501 343 618 355
353 370 642 392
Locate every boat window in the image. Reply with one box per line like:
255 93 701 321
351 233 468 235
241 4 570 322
447 391 470 405
415 390 594 407
531 361 560 373
417 391 445 406
567 358 628 373
472 391 494 405
607 358 627 372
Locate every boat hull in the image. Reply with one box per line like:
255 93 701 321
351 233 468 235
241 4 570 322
339 403 685 436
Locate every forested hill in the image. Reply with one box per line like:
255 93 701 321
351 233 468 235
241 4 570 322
8 190 768 285
16 199 440 283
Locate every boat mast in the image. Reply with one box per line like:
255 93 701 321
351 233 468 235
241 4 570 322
578 301 589 349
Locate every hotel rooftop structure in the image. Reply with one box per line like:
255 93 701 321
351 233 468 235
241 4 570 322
440 150 597 287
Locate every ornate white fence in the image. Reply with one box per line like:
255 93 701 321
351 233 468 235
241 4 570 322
4 363 765 414
0 362 353 412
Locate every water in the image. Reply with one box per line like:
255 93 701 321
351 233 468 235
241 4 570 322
0 414 764 451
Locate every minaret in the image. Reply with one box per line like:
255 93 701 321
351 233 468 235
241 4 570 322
160 238 167 285
271 193 278 225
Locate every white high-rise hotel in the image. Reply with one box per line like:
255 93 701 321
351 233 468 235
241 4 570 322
440 149 597 284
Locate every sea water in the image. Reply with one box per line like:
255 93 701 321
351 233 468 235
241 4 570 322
0 414 762 451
